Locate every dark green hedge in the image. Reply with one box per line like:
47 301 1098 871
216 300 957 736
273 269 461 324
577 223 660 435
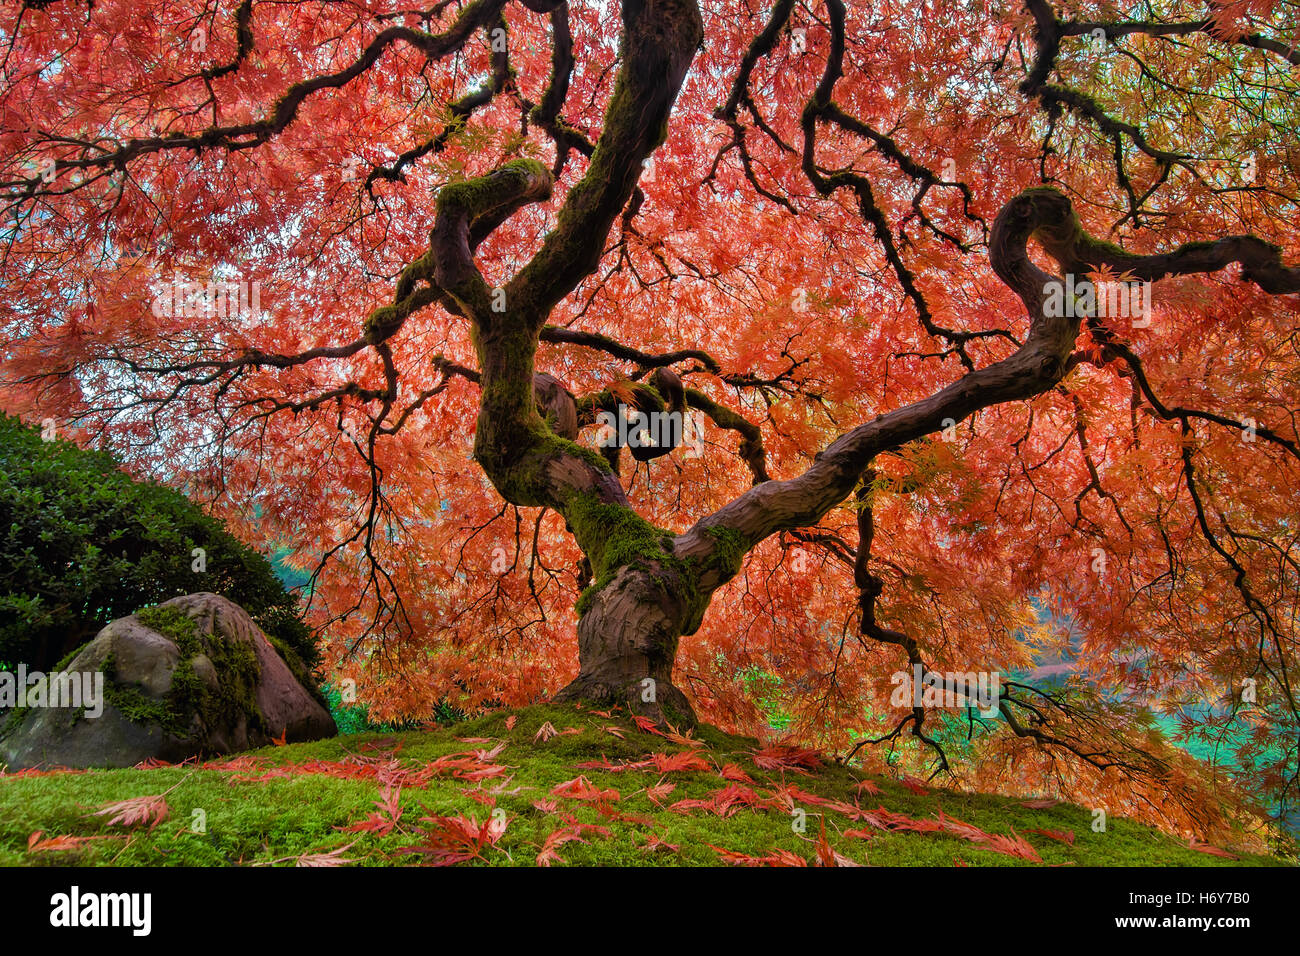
0 413 321 683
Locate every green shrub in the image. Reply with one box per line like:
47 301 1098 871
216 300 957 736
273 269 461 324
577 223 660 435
0 413 322 685
321 683 467 734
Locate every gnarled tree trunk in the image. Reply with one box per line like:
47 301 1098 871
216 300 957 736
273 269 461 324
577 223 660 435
417 0 1300 730
424 0 708 724
554 563 696 725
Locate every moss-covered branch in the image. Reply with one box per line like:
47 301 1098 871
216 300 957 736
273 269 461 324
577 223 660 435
509 0 703 318
430 159 554 318
674 185 1300 574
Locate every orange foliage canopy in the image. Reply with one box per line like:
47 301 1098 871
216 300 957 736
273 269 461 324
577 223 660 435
1 0 1298 841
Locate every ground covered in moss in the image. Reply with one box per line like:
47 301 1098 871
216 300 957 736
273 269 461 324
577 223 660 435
0 704 1285 867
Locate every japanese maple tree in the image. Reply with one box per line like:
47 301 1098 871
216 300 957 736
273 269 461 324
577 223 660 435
2 0 1298 839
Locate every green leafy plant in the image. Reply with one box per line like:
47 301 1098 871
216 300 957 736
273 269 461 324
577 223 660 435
0 414 321 691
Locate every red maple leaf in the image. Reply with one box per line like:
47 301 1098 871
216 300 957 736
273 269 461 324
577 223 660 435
642 834 680 854
708 783 766 817
407 813 508 866
645 779 676 805
718 762 754 783
811 818 861 867
90 794 169 832
647 751 712 774
293 842 358 867
751 744 823 773
1187 838 1237 859
1020 798 1061 810
338 782 404 835
536 826 588 866
898 775 929 795
551 775 620 802
978 829 1043 863
631 715 669 738
28 831 117 853
709 844 808 867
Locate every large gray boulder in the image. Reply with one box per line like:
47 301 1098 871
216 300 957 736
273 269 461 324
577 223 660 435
0 593 335 769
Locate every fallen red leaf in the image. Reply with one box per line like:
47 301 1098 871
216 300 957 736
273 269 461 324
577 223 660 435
90 794 169 832
551 775 620 802
647 751 712 774
718 762 754 783
631 715 668 737
642 833 680 853
337 782 404 835
536 825 588 866
1020 798 1060 810
979 829 1043 862
27 831 116 852
534 721 581 742
294 842 358 867
898 775 929 795
709 844 808 866
407 813 508 866
645 779 676 805
1187 839 1237 859
751 744 823 773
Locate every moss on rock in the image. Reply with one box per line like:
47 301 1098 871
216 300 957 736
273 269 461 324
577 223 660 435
124 605 265 740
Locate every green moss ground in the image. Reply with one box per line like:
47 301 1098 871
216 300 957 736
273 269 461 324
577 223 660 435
0 704 1286 867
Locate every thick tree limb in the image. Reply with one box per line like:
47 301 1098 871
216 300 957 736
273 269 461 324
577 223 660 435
675 185 1300 591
